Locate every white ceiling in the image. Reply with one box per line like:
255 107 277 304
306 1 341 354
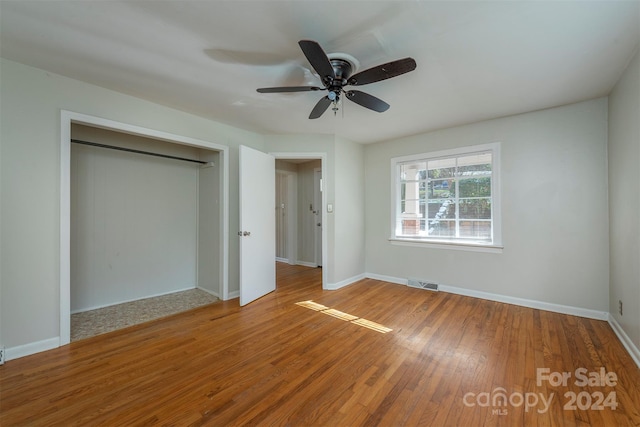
1 1 638 144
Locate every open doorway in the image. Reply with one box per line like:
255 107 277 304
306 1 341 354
273 155 325 289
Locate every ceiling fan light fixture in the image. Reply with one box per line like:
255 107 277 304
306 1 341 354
256 40 416 119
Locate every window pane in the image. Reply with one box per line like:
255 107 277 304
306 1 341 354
428 158 456 179
426 220 455 237
459 198 491 219
393 143 498 245
459 221 492 239
458 177 491 197
427 200 455 219
428 180 455 198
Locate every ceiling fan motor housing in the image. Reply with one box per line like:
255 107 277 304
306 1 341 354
326 53 359 95
330 59 353 82
327 59 352 100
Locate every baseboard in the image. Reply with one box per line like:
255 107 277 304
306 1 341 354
326 273 366 290
440 284 609 320
296 261 318 268
608 315 640 370
196 286 219 298
365 273 407 286
365 272 608 320
6 337 60 362
275 257 288 263
71 285 197 314
227 290 240 299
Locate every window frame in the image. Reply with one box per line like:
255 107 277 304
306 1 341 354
389 142 502 252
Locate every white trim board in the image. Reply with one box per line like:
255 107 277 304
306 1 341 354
197 286 220 299
608 315 640 370
365 273 609 320
326 273 366 291
6 337 60 362
60 110 230 347
296 261 318 268
70 285 197 314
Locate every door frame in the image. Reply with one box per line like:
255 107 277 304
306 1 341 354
270 152 327 290
60 110 229 346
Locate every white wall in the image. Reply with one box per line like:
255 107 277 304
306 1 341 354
608 48 640 350
198 150 221 296
0 58 263 353
364 98 610 312
71 125 200 312
334 137 366 282
266 135 367 287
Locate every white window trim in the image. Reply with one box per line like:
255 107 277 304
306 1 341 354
389 142 502 252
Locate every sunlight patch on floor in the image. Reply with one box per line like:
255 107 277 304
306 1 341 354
322 308 359 322
352 318 393 333
295 300 329 311
295 300 393 334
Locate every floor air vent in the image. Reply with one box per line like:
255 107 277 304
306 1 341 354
407 278 439 291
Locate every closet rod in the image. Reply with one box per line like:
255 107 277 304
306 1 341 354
71 139 207 165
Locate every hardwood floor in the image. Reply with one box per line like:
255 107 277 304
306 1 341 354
1 263 639 426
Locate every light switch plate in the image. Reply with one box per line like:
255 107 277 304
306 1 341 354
327 204 333 213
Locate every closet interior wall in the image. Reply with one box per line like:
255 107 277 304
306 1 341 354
70 124 220 314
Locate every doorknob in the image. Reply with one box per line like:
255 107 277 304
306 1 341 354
238 231 251 236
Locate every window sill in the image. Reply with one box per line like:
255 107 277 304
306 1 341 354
389 237 503 253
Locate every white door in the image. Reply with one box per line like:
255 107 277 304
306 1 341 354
239 145 276 306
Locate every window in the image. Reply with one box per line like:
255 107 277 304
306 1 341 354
391 143 501 248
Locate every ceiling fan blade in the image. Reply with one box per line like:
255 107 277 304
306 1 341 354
298 40 335 83
346 90 390 112
257 86 322 93
309 96 332 119
347 57 416 86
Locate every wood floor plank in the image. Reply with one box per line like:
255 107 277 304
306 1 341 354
1 263 639 426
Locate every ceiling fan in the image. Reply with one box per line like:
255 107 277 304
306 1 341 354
257 40 417 119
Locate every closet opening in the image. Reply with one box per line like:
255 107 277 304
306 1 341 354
60 111 229 345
